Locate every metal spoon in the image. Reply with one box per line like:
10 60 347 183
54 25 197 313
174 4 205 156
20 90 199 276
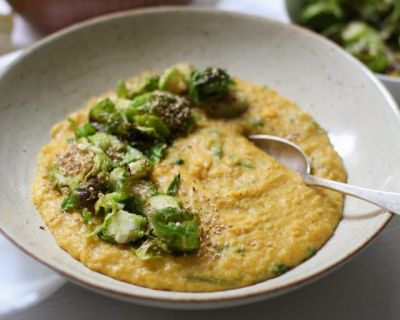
249 134 400 215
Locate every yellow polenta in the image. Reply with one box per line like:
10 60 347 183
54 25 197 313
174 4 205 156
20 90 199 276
32 79 346 292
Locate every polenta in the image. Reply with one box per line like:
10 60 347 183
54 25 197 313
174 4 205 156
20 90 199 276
32 65 346 292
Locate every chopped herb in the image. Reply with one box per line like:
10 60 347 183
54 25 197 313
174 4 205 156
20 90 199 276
250 118 265 127
236 161 255 169
166 173 181 196
146 142 167 163
68 118 78 131
307 246 317 257
61 192 78 212
74 122 97 139
174 158 184 165
211 144 223 159
116 80 129 99
81 208 93 226
207 129 220 136
270 264 291 277
185 274 237 286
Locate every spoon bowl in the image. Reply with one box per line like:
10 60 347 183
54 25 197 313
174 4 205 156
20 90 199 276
249 134 310 178
249 134 400 216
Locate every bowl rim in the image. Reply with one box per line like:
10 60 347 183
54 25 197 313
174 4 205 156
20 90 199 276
376 73 400 84
0 5 397 306
283 0 400 83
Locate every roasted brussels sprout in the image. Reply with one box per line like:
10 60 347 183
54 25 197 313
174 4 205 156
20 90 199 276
94 191 128 215
89 99 129 136
109 166 132 193
159 64 193 94
128 157 153 179
102 210 147 244
300 0 345 31
125 91 193 135
342 22 389 72
151 207 200 252
134 238 170 260
128 73 159 99
299 0 400 76
189 67 233 105
145 195 200 252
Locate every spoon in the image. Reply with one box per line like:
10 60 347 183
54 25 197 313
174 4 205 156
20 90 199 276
249 134 400 215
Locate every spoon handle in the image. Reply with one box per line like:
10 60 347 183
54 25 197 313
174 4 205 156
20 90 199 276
306 175 399 215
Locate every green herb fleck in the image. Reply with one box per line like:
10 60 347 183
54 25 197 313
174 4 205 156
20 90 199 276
250 118 265 127
166 173 181 196
236 161 255 169
212 144 223 159
270 263 291 277
146 142 167 163
61 192 78 212
307 246 317 257
74 122 97 139
174 158 184 165
207 129 220 136
81 208 93 226
117 80 129 99
185 274 236 286
67 118 78 131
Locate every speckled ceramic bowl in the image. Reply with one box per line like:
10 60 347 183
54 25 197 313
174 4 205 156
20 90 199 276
0 7 399 309
285 0 400 104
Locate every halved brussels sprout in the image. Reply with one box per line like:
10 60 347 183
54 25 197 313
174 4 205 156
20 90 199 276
134 114 171 139
128 73 159 99
89 99 129 136
109 166 133 193
159 66 189 94
342 22 389 72
151 207 200 252
125 91 192 135
103 210 147 244
134 238 170 260
300 0 344 31
145 195 181 215
145 195 200 252
128 157 153 179
94 191 128 215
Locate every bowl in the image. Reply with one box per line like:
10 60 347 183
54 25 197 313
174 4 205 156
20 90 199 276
0 7 399 309
285 0 400 104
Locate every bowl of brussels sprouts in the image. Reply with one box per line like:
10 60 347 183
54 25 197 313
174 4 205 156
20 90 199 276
285 0 400 103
